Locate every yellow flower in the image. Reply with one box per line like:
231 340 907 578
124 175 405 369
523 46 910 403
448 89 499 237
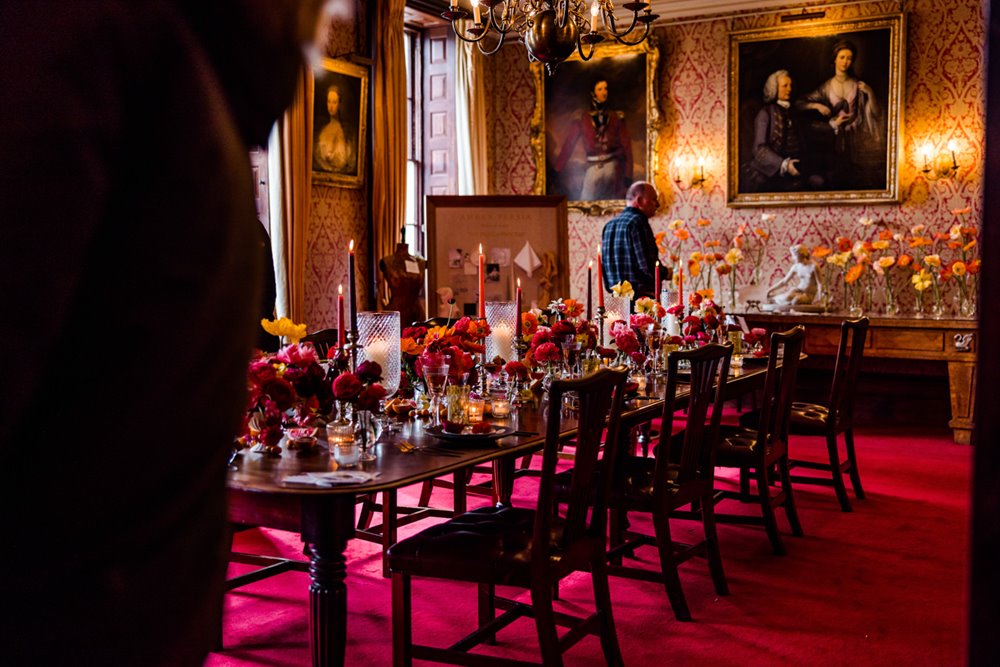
949 224 963 240
912 269 932 291
826 251 850 268
963 239 978 252
635 296 658 315
260 317 308 344
611 281 634 299
924 254 942 268
952 261 967 276
668 219 685 230
910 224 926 235
725 248 743 265
877 256 896 269
871 240 890 251
689 251 703 262
697 288 715 300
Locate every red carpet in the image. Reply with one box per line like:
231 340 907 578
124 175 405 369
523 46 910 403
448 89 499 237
207 423 970 666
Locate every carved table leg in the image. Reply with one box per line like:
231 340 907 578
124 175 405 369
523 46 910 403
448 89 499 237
947 360 977 445
493 455 516 507
301 495 356 667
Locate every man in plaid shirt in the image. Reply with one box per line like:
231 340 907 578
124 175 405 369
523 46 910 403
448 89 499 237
601 181 660 300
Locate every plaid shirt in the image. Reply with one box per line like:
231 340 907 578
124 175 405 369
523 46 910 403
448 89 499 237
601 207 658 298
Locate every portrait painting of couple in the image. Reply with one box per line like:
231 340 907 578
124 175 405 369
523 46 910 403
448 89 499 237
728 14 904 206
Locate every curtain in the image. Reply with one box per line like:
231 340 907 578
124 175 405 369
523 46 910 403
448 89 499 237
271 66 313 324
372 0 408 307
456 39 490 195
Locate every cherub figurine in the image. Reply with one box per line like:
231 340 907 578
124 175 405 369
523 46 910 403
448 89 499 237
767 244 820 307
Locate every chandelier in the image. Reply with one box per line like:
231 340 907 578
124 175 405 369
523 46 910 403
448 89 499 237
442 1 658 74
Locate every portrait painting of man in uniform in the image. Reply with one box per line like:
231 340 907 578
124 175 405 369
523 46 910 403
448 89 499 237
533 40 661 211
728 14 904 207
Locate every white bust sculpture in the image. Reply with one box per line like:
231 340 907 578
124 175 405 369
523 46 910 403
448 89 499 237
767 244 820 307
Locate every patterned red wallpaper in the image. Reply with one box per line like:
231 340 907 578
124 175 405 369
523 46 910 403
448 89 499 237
489 0 986 313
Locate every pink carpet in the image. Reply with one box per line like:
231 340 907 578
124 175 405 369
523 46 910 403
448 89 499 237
207 422 970 666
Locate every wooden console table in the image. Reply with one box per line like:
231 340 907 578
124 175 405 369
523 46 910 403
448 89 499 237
738 312 977 444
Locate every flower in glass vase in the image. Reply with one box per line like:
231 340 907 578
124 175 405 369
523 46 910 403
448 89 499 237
874 255 898 315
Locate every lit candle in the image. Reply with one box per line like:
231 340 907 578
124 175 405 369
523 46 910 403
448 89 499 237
586 260 593 321
947 139 958 168
365 338 390 372
467 397 485 424
590 1 599 31
493 322 514 362
677 267 684 308
348 240 358 339
515 278 523 347
654 260 661 298
337 284 345 352
921 143 933 171
597 246 605 308
478 243 486 319
471 0 481 24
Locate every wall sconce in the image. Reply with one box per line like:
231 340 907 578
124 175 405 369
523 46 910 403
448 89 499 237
671 156 709 189
920 140 960 181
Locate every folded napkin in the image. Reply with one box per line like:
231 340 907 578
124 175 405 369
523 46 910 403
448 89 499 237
514 241 542 277
281 471 381 487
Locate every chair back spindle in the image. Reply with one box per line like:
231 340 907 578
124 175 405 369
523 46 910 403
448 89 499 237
826 317 869 432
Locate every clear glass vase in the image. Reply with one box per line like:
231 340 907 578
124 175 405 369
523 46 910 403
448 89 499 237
354 409 379 462
847 284 864 318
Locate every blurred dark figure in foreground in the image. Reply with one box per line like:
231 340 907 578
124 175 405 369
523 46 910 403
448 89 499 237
0 1 326 664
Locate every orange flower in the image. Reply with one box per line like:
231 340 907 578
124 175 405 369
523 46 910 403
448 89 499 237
878 229 894 241
654 231 667 254
812 246 832 258
947 240 962 250
836 236 853 252
673 228 691 241
400 337 425 355
753 227 770 239
521 312 538 335
696 218 712 227
716 263 732 276
963 239 978 252
909 236 932 248
704 239 721 248
897 253 913 268
845 264 865 284
951 206 972 216
562 299 584 319
734 235 745 248
968 258 982 274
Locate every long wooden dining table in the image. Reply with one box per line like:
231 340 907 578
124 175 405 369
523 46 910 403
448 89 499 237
225 360 774 667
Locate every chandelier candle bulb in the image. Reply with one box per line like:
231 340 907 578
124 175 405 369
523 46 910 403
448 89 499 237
590 1 599 31
471 0 481 24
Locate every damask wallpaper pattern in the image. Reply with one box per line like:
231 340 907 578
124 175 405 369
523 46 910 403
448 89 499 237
489 0 986 312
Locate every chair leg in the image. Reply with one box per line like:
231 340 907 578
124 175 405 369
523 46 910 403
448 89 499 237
530 579 564 667
381 490 398 578
609 507 628 565
652 510 691 621
739 467 752 501
478 582 497 645
392 572 413 667
755 464 786 556
700 495 729 596
417 481 433 508
778 455 804 537
844 428 865 499
826 433 853 512
591 556 625 667
357 493 375 530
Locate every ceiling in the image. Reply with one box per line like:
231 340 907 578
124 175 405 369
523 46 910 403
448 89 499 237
647 0 810 21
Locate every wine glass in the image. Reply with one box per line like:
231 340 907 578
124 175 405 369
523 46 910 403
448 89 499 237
562 335 582 377
423 364 450 427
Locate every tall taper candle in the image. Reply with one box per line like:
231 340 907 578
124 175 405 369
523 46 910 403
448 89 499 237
337 284 345 352
677 267 684 308
597 247 605 308
348 240 358 335
654 260 661 298
478 243 486 318
586 260 593 321
515 278 522 341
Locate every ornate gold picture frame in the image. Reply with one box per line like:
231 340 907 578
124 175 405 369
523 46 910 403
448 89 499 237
727 13 905 206
311 57 368 188
531 38 661 215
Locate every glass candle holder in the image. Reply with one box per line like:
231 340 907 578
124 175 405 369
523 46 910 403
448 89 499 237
490 397 511 418
357 311 401 398
603 295 631 345
466 397 485 423
485 301 517 362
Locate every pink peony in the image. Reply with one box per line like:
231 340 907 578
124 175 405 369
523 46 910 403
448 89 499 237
615 330 640 355
534 341 561 364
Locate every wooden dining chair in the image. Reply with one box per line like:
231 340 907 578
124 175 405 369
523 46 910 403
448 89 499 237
608 343 733 621
738 317 869 512
299 328 339 357
711 326 805 556
387 367 629 667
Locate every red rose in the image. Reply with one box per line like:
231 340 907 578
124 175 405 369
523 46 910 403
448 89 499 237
551 319 576 338
356 383 388 411
260 377 296 411
332 372 363 401
355 360 383 383
615 331 639 355
247 359 278 386
534 342 561 364
504 360 528 380
530 328 553 348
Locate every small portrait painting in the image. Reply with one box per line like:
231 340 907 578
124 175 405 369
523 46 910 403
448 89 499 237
312 58 368 188
485 263 501 283
448 248 463 269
